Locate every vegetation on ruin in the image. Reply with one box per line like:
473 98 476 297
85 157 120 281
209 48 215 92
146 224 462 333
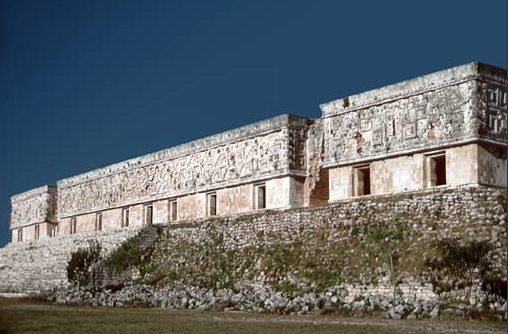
66 240 102 288
137 219 424 296
353 221 407 303
103 232 157 278
425 238 506 301
96 214 503 303
75 187 506 313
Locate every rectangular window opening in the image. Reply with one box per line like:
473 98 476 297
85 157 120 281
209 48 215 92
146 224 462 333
70 217 77 235
207 193 217 217
122 208 130 228
169 200 178 222
255 184 266 209
353 165 371 196
17 229 23 242
34 225 40 240
95 213 103 231
144 204 153 225
428 153 447 187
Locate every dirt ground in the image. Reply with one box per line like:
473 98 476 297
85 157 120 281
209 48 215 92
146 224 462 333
0 299 505 334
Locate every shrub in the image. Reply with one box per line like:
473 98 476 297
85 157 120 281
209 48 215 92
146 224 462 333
481 276 507 301
104 237 140 273
103 234 156 278
426 238 494 299
66 240 102 287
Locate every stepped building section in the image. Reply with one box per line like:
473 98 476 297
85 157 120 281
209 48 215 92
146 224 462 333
320 62 507 200
8 62 507 244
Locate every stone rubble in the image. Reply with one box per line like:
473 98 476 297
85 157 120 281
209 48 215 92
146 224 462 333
0 185 506 322
50 282 507 320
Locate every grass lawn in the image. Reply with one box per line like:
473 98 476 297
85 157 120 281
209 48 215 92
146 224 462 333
0 298 505 334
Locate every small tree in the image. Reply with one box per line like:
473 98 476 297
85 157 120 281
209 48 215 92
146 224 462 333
363 222 406 304
426 238 493 300
66 239 102 288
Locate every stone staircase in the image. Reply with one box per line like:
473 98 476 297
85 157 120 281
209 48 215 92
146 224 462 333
0 228 142 293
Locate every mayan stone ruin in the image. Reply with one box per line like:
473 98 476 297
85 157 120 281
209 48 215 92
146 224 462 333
1 61 506 295
8 61 506 244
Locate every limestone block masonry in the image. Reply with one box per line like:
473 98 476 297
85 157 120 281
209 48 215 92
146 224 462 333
146 185 506 305
1 185 503 298
320 62 506 201
56 115 311 218
320 63 506 165
0 229 140 292
10 186 57 242
1 61 506 294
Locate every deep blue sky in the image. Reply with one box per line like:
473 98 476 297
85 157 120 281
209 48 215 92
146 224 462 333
0 0 506 246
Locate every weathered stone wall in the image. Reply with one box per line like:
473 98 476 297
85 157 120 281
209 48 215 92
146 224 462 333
160 185 505 255
478 143 507 186
320 63 507 200
7 62 507 244
0 228 141 292
303 119 327 205
320 63 506 169
0 185 505 299
149 185 506 299
55 175 306 236
475 64 508 143
50 185 498 316
57 115 313 218
10 186 57 229
327 143 500 201
10 186 58 242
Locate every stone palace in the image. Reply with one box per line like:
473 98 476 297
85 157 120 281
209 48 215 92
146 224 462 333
9 61 507 244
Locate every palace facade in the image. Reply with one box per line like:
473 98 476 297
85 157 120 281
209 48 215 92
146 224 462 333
10 62 507 243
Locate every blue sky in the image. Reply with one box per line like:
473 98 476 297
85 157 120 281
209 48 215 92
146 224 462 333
0 0 506 246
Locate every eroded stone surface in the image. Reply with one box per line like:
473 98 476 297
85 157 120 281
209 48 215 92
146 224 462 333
320 62 506 167
57 115 312 218
10 186 57 229
6 62 507 250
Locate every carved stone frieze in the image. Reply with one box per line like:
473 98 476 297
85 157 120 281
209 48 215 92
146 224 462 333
58 117 312 217
10 186 57 228
322 81 478 165
477 81 508 139
8 61 507 236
